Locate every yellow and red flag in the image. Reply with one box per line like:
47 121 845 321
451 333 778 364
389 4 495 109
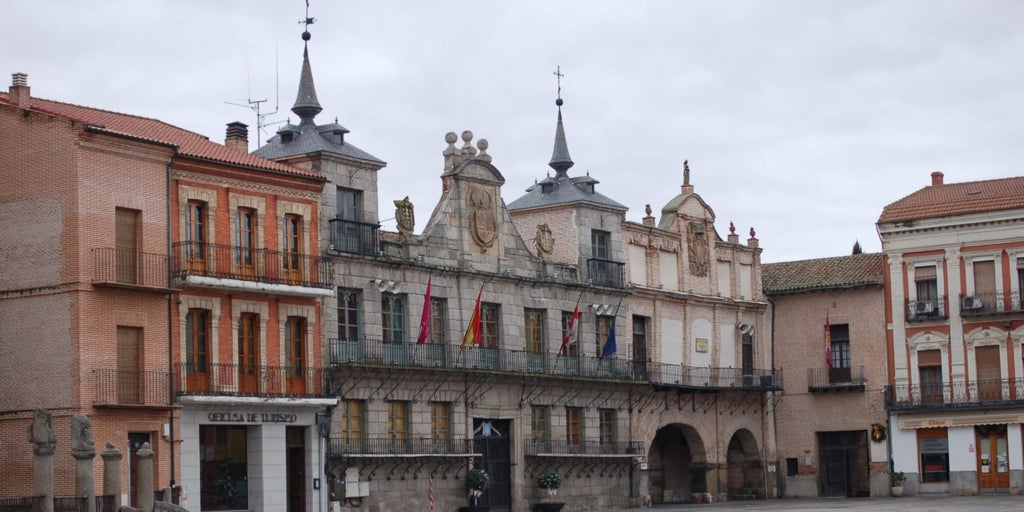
461 286 484 349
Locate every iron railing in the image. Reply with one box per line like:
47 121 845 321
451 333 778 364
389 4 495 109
905 295 948 322
524 439 644 456
171 242 332 289
807 365 866 391
328 436 476 456
92 248 169 289
885 378 1024 411
174 363 331 399
93 369 171 406
328 218 380 256
328 338 782 391
0 495 117 512
960 291 1023 316
587 258 625 288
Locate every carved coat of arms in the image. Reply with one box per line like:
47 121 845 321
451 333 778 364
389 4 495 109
469 187 497 249
535 223 554 256
394 196 415 235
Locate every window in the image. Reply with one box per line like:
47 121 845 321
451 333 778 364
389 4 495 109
235 208 257 267
238 313 260 393
115 208 140 283
786 458 799 477
429 297 447 345
914 265 939 317
972 260 996 310
285 317 307 394
596 315 612 357
918 428 949 483
186 309 210 374
185 200 206 261
282 214 303 273
382 293 405 343
561 311 579 357
741 332 754 376
481 303 500 348
1018 259 1024 309
632 315 649 378
829 323 850 383
591 230 610 259
525 309 544 353
337 289 360 341
116 326 142 404
566 407 583 448
200 426 248 510
339 400 364 450
918 349 943 404
337 187 362 221
599 409 616 451
387 401 409 449
531 406 550 443
430 402 451 449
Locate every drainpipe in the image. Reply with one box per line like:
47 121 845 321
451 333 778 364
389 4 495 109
767 296 780 498
166 153 177 491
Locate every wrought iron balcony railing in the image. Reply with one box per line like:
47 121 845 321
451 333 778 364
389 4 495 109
960 291 1023 316
905 296 948 322
328 218 380 256
885 378 1024 411
171 242 332 290
587 258 625 288
328 338 783 391
328 436 476 457
92 248 170 290
93 369 171 407
524 439 645 456
174 362 331 399
808 365 866 392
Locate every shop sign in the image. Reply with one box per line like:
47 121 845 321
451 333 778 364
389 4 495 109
207 411 298 423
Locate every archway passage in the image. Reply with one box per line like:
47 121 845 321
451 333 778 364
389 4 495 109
647 424 707 503
726 429 764 499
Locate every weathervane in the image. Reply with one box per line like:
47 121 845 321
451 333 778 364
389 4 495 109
553 65 564 106
300 0 316 39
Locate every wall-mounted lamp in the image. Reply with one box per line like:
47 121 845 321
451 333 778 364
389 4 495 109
370 279 400 293
590 304 613 315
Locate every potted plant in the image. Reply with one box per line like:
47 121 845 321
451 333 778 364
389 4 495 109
534 472 564 512
459 467 490 512
890 470 906 497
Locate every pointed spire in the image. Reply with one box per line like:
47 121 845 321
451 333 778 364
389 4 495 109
548 66 574 176
292 10 322 124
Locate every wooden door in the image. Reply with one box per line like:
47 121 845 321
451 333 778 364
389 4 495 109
236 208 257 279
238 313 260 394
283 215 303 284
116 208 139 284
285 427 306 512
285 317 306 395
117 327 142 404
186 310 211 393
185 201 207 273
973 261 996 310
977 425 1009 489
975 346 1002 401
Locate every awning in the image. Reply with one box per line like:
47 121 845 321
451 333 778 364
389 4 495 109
897 411 1022 430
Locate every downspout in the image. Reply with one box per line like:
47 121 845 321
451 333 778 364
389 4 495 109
767 296 780 499
166 153 177 491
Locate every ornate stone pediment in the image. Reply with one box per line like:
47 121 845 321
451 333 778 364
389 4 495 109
964 326 1007 347
906 331 950 352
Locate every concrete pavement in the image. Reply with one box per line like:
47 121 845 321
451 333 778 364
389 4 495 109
605 495 1024 512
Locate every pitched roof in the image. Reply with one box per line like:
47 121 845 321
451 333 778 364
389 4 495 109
252 121 385 165
878 176 1024 224
0 93 324 181
507 174 627 211
762 253 884 295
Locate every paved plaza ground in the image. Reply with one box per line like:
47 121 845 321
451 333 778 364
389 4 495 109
606 495 1024 512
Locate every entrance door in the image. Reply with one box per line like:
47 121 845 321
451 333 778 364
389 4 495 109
128 433 151 507
286 426 306 512
977 425 1009 489
975 346 1002 401
818 431 870 497
473 419 511 512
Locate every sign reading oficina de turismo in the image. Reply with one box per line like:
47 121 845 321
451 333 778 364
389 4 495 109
207 412 298 423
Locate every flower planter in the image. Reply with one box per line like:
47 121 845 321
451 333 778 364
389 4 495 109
533 503 565 512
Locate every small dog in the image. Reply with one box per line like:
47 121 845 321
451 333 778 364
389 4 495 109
640 495 652 508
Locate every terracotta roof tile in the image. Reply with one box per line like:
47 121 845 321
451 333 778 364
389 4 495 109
0 93 324 181
763 253 884 295
878 176 1024 224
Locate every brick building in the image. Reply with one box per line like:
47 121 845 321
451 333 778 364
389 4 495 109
879 172 1024 495
763 253 890 497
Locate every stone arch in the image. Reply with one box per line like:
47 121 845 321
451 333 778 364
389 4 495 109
647 423 708 503
726 428 764 499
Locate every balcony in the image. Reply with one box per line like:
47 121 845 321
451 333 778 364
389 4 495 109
174 363 331 399
328 436 476 457
808 366 866 392
647 363 783 391
885 378 1024 412
587 258 625 288
906 296 948 322
525 439 644 456
92 248 171 291
171 242 332 295
960 291 1023 317
93 369 172 407
328 218 380 256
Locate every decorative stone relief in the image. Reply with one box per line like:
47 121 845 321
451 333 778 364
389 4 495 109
394 196 415 234
28 407 56 456
687 222 709 277
906 331 950 352
535 223 554 256
964 327 1007 347
468 185 497 249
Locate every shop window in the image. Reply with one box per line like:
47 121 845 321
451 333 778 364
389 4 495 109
918 428 949 483
200 425 248 510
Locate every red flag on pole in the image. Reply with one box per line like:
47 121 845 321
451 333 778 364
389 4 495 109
461 286 484 349
558 294 582 357
416 277 432 344
824 312 833 368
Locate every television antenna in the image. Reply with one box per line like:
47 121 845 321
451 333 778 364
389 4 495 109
225 46 281 148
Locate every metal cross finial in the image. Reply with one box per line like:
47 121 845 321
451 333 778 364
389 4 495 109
553 66 564 101
299 0 316 31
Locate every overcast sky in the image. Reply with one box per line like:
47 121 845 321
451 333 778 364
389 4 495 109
8 1 1023 262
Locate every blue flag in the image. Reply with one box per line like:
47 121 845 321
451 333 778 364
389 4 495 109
601 299 622 358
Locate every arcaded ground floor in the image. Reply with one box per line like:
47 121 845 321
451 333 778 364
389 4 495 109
608 494 1024 511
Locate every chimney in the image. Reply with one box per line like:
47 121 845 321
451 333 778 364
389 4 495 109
931 171 944 186
225 122 249 152
9 72 30 108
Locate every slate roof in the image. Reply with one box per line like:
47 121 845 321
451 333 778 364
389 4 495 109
252 121 385 165
878 176 1024 224
762 253 884 295
507 174 627 211
0 93 323 181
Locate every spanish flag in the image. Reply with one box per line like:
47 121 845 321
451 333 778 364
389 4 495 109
461 286 484 349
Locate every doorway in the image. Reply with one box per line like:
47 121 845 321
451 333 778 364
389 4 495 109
976 424 1009 490
286 426 306 512
128 432 152 508
473 418 511 512
817 431 869 497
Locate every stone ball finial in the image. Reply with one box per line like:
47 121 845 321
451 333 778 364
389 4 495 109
477 138 488 151
445 132 458 144
302 31 311 41
556 98 564 107
461 130 474 144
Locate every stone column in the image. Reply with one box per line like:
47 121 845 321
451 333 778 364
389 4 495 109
28 408 56 512
101 442 123 509
71 414 97 512
137 442 155 512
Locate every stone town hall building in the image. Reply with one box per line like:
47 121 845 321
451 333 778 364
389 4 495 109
0 22 779 512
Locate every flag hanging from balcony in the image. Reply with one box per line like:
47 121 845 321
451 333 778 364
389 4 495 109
824 312 832 369
558 293 582 357
416 277 432 344
600 299 622 358
461 286 484 349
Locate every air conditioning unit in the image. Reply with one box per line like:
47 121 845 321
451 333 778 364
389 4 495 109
962 295 983 310
915 301 936 315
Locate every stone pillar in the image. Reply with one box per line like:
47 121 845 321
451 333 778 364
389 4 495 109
28 408 56 512
136 442 155 512
101 442 123 509
71 414 97 512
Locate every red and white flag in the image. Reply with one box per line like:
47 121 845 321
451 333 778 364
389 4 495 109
416 277 432 344
558 295 581 357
